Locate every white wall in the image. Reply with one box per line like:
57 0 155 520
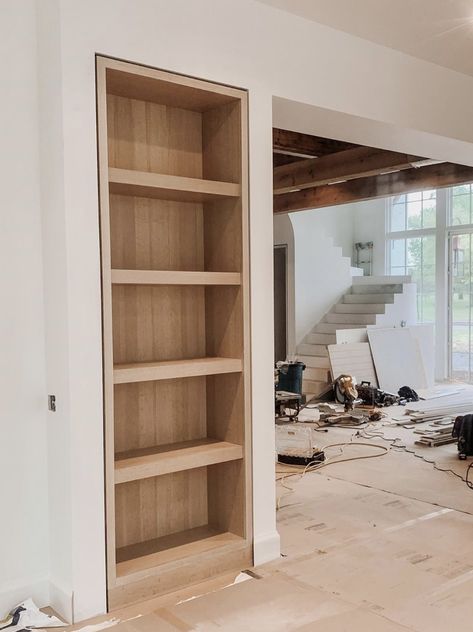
0 0 49 615
353 198 387 275
5 0 473 621
36 0 74 620
289 209 354 343
276 201 384 346
308 205 355 260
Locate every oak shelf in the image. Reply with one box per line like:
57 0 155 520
109 167 240 202
115 526 245 582
113 357 242 384
115 439 243 484
111 269 241 286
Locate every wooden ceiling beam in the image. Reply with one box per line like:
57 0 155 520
272 153 304 168
274 146 430 194
273 128 356 157
273 162 473 214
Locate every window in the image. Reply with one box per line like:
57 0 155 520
387 235 436 322
449 184 473 226
389 190 436 232
450 233 473 381
385 184 473 380
386 191 436 323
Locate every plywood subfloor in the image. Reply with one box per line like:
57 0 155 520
65 390 473 631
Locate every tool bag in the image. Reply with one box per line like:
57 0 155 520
398 386 419 402
452 414 473 460
356 381 400 407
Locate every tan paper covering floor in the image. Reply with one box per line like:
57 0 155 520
67 392 473 631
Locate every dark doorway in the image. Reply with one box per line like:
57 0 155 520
274 245 287 363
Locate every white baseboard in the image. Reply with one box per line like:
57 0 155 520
0 576 49 617
253 530 281 566
49 579 73 624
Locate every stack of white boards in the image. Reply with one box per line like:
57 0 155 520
367 326 434 393
327 325 435 394
327 342 378 387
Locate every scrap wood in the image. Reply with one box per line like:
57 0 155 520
415 422 456 447
415 436 457 447
406 402 473 416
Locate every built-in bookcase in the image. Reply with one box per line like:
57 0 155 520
96 56 252 609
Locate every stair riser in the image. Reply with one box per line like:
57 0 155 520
344 293 395 304
304 367 331 381
325 313 377 325
306 333 336 345
297 343 328 357
303 380 331 397
334 303 385 314
351 284 403 294
298 355 331 369
315 323 361 333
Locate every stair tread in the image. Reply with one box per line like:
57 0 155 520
352 275 411 284
344 293 395 304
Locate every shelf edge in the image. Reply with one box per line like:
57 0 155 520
113 357 243 384
111 270 241 286
115 440 243 484
109 167 241 199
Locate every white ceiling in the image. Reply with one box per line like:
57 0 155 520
258 0 473 77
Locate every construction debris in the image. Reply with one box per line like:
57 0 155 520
415 422 456 447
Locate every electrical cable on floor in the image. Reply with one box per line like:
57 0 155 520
357 427 473 488
276 441 389 510
466 462 473 489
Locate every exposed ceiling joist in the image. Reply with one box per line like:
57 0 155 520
273 128 355 157
272 153 303 168
273 146 433 194
273 162 473 214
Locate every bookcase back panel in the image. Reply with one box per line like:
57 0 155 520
205 286 243 358
107 95 203 178
204 200 242 272
110 194 205 272
112 285 206 364
114 377 207 454
208 461 245 537
115 468 208 549
202 101 241 183
206 373 244 445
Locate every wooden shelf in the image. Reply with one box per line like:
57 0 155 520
111 269 241 286
113 357 242 384
115 439 243 484
109 168 241 202
116 526 244 580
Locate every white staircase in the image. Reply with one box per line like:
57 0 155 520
297 275 416 399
